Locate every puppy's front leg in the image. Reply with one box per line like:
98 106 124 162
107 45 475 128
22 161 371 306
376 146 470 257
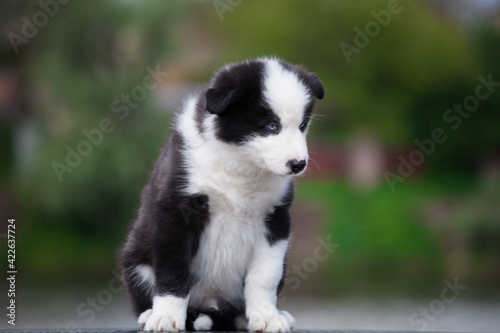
245 238 294 333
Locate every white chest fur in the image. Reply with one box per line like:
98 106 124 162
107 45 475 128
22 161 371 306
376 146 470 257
187 169 289 310
182 139 289 306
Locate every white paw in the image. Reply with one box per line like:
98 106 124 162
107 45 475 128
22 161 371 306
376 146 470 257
193 314 213 330
138 309 153 327
279 310 295 328
144 313 185 332
247 310 293 333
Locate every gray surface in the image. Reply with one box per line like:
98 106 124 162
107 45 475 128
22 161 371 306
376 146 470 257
3 293 500 332
0 328 472 333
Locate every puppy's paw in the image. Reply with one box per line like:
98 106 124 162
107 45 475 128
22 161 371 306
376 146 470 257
247 310 291 333
144 313 185 332
279 310 295 328
138 309 153 328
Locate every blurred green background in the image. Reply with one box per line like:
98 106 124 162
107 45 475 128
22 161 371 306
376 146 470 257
1 0 500 329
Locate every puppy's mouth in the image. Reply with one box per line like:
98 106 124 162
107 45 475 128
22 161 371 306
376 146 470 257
287 168 307 177
268 166 305 178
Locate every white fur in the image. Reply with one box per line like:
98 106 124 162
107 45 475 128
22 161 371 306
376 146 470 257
134 264 156 294
263 59 311 127
138 309 152 327
279 310 296 327
245 239 294 332
144 295 189 332
193 314 213 331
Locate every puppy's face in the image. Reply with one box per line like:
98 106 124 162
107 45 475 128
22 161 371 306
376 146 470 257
205 59 324 177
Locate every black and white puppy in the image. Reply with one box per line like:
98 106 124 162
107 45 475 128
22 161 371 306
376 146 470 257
120 57 324 332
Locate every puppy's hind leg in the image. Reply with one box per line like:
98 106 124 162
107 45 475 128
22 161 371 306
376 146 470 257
121 263 155 324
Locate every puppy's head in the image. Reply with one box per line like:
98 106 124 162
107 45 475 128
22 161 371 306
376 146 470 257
205 58 324 177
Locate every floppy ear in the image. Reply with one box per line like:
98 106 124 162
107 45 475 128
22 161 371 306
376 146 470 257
307 73 324 100
205 86 238 115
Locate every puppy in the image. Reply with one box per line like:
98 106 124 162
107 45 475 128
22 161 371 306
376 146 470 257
120 57 324 332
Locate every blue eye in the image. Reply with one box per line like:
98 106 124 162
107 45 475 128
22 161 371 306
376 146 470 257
266 123 278 132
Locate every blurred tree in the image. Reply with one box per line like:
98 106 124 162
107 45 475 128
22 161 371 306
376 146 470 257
208 0 477 145
9 1 186 276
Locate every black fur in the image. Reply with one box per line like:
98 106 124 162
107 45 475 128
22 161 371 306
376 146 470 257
265 182 295 298
265 181 294 244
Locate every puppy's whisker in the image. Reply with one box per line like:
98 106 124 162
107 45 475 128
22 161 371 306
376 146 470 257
308 157 321 171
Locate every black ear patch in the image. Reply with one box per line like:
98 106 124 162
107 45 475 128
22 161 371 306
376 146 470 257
308 73 325 100
205 86 239 115
204 61 265 116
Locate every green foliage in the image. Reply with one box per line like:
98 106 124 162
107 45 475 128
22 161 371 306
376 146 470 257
298 180 439 272
295 178 480 294
13 1 185 276
209 0 477 146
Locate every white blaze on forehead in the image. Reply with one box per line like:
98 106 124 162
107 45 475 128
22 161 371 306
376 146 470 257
262 60 311 127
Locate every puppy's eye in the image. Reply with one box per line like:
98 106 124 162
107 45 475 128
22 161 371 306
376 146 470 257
299 120 308 131
266 123 279 132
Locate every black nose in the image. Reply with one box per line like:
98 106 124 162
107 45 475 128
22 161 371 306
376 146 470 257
288 159 307 174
